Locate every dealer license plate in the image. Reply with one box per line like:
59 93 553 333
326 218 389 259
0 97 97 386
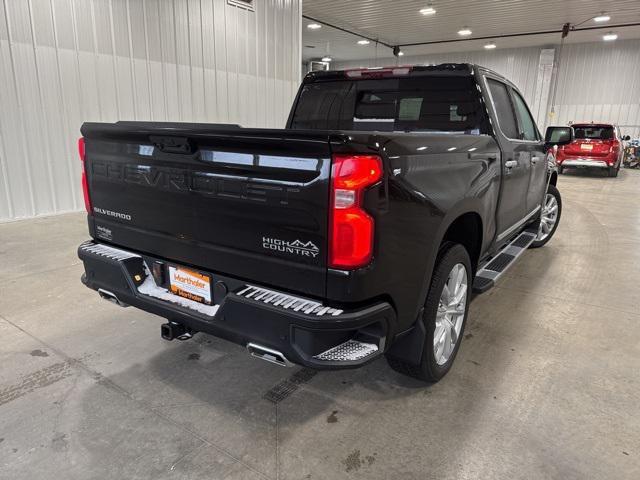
168 266 212 305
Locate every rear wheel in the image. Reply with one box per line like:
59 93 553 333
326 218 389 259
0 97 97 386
530 184 562 248
608 166 619 177
387 243 471 382
558 166 564 174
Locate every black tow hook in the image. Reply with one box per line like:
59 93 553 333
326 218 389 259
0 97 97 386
161 322 194 341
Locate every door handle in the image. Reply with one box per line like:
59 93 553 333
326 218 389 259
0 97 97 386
531 156 541 164
505 160 517 169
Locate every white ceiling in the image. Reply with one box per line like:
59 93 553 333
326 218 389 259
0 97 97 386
302 0 640 62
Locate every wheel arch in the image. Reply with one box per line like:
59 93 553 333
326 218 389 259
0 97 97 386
440 212 483 275
386 207 484 366
428 202 486 305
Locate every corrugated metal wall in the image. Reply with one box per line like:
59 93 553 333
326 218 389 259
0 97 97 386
0 0 302 222
551 39 640 138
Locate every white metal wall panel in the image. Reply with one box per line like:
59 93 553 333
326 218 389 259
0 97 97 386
551 39 640 138
0 0 302 222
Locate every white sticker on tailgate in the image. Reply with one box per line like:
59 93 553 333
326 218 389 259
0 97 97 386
169 267 212 305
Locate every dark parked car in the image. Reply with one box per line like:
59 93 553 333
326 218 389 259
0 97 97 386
77 63 569 382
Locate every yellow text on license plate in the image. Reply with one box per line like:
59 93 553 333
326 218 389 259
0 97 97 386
169 267 211 304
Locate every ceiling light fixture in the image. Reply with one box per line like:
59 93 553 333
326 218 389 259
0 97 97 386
594 14 610 22
357 39 370 45
420 6 436 15
321 56 332 62
458 27 472 36
484 43 496 49
307 23 321 30
398 51 405 56
602 32 618 41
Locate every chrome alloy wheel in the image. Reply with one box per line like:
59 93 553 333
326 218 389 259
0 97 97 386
433 263 468 366
537 193 559 242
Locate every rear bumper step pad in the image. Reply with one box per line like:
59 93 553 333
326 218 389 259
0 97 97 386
236 285 343 317
313 340 378 362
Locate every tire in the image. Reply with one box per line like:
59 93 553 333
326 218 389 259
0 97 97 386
530 184 562 248
387 242 472 382
558 166 564 175
608 166 619 177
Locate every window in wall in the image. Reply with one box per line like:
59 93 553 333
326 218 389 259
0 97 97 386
398 98 423 120
486 78 518 139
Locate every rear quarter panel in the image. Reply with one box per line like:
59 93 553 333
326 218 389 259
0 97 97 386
327 132 500 332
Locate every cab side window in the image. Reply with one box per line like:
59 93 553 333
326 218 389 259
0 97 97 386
486 78 518 139
511 90 539 141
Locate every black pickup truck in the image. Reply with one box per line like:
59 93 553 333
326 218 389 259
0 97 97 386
78 63 571 381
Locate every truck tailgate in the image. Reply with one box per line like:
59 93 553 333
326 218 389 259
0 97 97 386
81 122 333 297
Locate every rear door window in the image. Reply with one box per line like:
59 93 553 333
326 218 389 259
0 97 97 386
511 90 539 141
486 78 518 139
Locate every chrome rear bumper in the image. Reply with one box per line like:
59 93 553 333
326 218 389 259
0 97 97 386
562 159 609 168
78 240 393 370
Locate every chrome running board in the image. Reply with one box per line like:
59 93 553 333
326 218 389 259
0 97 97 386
473 228 538 293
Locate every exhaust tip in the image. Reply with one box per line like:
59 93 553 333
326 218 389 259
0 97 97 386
247 343 293 367
98 288 129 307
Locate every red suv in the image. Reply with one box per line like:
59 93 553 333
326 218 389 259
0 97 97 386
555 123 628 177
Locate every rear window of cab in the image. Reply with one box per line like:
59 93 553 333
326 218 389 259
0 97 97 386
290 76 490 135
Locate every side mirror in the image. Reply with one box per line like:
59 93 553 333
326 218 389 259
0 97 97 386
544 126 573 150
623 135 631 141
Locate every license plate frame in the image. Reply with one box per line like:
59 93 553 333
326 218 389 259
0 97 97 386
168 266 212 305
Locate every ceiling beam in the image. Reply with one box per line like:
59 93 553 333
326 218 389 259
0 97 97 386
398 22 640 47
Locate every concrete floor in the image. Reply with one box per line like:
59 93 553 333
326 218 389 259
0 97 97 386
1 168 639 480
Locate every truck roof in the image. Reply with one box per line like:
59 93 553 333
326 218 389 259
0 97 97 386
305 62 510 84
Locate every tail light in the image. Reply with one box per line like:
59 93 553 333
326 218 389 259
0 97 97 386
329 154 382 269
610 141 619 154
78 137 92 215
